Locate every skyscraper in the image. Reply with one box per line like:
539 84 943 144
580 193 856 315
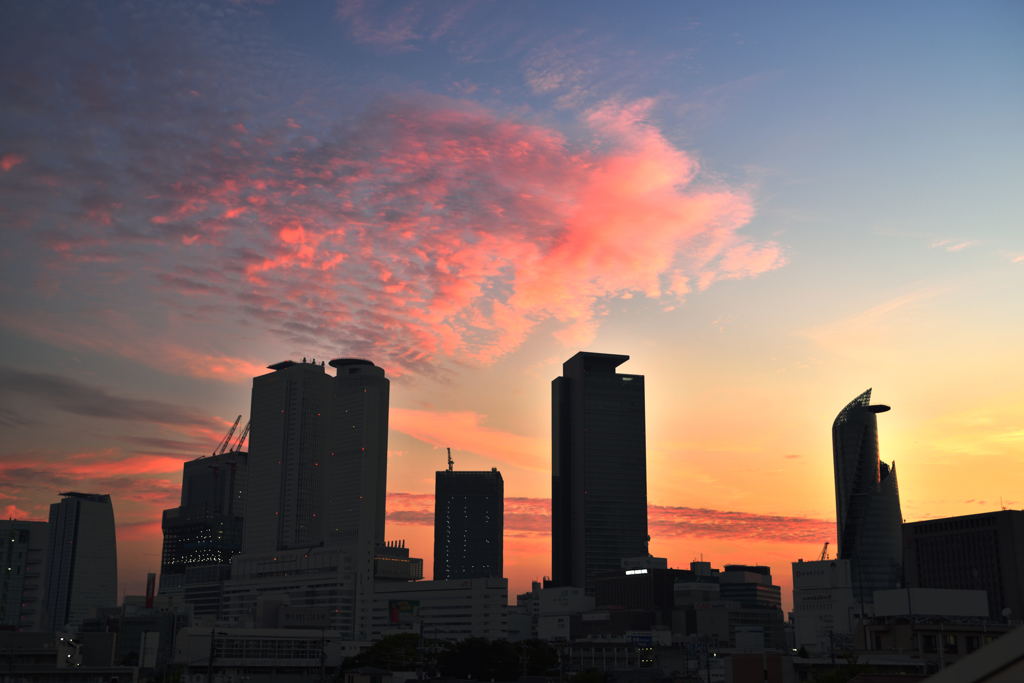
832 389 902 603
159 449 247 615
0 520 48 630
43 493 117 631
552 352 648 593
433 467 503 580
227 358 389 638
243 358 388 556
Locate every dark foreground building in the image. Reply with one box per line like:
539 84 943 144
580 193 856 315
160 448 247 616
903 509 1024 619
43 492 117 631
433 467 503 580
832 389 902 603
552 352 648 594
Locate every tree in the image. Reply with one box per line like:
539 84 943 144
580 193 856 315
343 633 422 672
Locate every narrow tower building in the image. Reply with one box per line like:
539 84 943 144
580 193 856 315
434 464 503 580
832 389 902 604
552 352 648 594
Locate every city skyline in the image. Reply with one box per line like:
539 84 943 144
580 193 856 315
2 0 1023 613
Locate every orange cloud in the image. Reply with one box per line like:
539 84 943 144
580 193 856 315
385 491 831 544
3 504 29 518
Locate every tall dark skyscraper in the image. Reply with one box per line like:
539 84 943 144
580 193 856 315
159 448 247 599
433 467 503 580
43 493 117 631
832 389 902 603
552 352 648 594
244 358 389 557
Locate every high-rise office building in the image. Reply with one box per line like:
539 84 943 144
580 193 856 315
227 357 390 638
243 358 388 556
903 509 1024 619
0 520 48 630
832 389 902 603
159 449 247 616
433 467 503 580
552 352 648 594
43 492 117 631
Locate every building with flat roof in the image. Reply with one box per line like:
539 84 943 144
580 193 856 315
434 467 503 580
232 357 391 639
159 448 247 616
43 492 117 631
903 509 1024 619
832 389 902 604
791 558 858 656
0 519 48 630
371 577 508 641
552 352 648 594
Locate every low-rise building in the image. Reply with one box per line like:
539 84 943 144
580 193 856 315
370 576 508 641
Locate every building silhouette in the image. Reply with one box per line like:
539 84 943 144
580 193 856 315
903 509 1024 619
225 357 390 638
552 352 648 593
159 448 247 616
42 492 117 631
433 467 503 580
832 389 902 604
0 520 48 630
244 358 388 557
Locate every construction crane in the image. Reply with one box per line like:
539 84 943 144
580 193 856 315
212 415 241 456
446 447 454 472
818 541 830 561
231 420 250 452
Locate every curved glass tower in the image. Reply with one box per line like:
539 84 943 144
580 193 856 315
832 389 902 604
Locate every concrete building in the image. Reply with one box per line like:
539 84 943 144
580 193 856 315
244 358 388 557
373 540 424 582
903 509 1024 620
0 519 48 630
371 577 508 641
173 626 359 683
433 467 503 580
43 492 117 631
230 357 391 639
159 448 247 618
791 558 858 656
552 352 648 594
832 389 903 604
221 547 360 634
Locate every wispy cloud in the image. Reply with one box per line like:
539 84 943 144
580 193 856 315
930 238 978 252
386 492 831 543
0 367 219 428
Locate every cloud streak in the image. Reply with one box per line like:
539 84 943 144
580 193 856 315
386 492 831 544
0 367 219 428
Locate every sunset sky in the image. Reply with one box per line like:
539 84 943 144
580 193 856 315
1 1 1022 610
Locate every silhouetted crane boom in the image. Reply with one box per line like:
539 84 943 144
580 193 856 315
232 420 250 452
213 415 241 455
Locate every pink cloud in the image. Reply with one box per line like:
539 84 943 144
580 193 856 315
21 97 782 375
3 504 30 518
1 154 25 172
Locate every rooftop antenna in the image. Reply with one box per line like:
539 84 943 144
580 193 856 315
447 447 454 472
